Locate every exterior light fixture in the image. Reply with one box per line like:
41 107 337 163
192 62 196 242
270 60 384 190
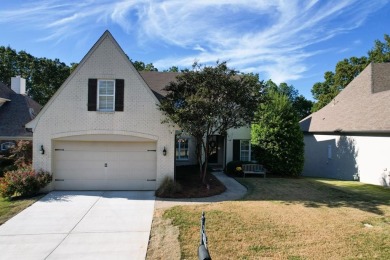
40 145 45 155
163 147 167 156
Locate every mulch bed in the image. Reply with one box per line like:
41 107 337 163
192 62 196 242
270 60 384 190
171 165 226 198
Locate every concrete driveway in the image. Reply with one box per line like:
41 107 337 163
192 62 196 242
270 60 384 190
0 191 155 260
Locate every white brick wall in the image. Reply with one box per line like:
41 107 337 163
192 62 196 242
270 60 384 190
30 32 175 190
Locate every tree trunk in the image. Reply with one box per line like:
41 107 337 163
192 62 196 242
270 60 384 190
201 135 209 185
196 137 203 180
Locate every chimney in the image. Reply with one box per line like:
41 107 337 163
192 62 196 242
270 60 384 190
11 76 26 95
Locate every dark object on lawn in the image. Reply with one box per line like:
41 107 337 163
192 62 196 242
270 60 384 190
198 211 211 260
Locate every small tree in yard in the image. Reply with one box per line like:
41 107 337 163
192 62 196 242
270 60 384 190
251 90 304 176
159 61 263 185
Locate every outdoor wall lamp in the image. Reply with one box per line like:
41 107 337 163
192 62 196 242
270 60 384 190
163 147 167 156
40 145 45 155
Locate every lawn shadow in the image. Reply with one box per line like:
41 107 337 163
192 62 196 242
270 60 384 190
239 177 388 215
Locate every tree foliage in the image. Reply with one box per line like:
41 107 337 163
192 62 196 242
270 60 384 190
159 61 263 184
130 60 158 71
0 46 72 106
251 90 304 176
265 80 313 119
311 34 390 112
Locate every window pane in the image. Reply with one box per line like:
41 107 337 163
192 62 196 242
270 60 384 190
176 139 189 160
99 81 107 94
241 151 249 161
241 140 249 151
106 81 114 94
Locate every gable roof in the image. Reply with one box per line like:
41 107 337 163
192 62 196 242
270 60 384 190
27 30 163 129
139 71 180 101
0 82 42 139
300 63 390 134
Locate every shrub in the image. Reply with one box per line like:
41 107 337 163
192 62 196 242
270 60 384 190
155 176 182 197
0 166 52 199
0 141 32 177
225 161 244 177
251 90 304 176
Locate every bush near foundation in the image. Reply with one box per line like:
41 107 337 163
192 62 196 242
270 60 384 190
225 161 244 177
0 166 52 199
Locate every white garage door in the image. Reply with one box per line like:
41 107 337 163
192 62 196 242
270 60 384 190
53 141 157 190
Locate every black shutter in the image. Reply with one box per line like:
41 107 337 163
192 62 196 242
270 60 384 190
115 79 124 111
233 140 240 161
88 79 97 111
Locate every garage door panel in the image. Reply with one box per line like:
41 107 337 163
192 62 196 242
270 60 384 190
55 151 107 161
54 141 157 190
55 160 104 172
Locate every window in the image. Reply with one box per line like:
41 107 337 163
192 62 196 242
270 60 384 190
1 142 15 151
98 80 115 111
240 140 251 161
176 138 189 160
88 79 124 112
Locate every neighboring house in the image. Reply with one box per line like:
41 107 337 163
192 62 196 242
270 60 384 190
26 31 251 191
0 77 41 151
300 63 390 186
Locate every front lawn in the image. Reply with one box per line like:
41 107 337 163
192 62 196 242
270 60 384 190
0 195 43 225
152 178 390 259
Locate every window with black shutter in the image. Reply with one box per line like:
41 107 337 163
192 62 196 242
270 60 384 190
88 78 124 112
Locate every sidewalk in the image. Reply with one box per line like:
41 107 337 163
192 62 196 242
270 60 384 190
154 172 247 209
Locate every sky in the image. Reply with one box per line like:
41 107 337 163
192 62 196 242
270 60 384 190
0 0 389 100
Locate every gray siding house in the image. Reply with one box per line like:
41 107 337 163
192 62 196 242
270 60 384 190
300 63 390 186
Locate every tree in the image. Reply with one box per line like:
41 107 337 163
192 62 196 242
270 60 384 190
265 80 313 119
163 66 179 72
251 90 304 176
28 58 71 105
159 61 263 184
368 34 390 62
0 46 72 105
311 34 390 112
131 60 158 71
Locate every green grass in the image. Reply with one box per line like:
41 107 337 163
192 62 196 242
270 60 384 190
159 177 390 259
0 195 43 225
309 178 390 203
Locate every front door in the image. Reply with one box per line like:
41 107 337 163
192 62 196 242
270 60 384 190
208 135 224 165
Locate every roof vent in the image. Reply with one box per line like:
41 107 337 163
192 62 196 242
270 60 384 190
11 76 26 95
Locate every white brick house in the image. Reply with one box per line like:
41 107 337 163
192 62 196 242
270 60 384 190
27 31 251 191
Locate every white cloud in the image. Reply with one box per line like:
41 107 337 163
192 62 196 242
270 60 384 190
0 0 387 82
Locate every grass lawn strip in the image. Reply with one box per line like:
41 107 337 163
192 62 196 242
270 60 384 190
159 178 390 259
0 194 44 225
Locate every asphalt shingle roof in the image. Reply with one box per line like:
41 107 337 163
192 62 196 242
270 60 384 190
0 82 42 138
300 63 390 134
139 71 180 101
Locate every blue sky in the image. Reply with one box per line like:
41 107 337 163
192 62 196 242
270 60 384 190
0 0 389 100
